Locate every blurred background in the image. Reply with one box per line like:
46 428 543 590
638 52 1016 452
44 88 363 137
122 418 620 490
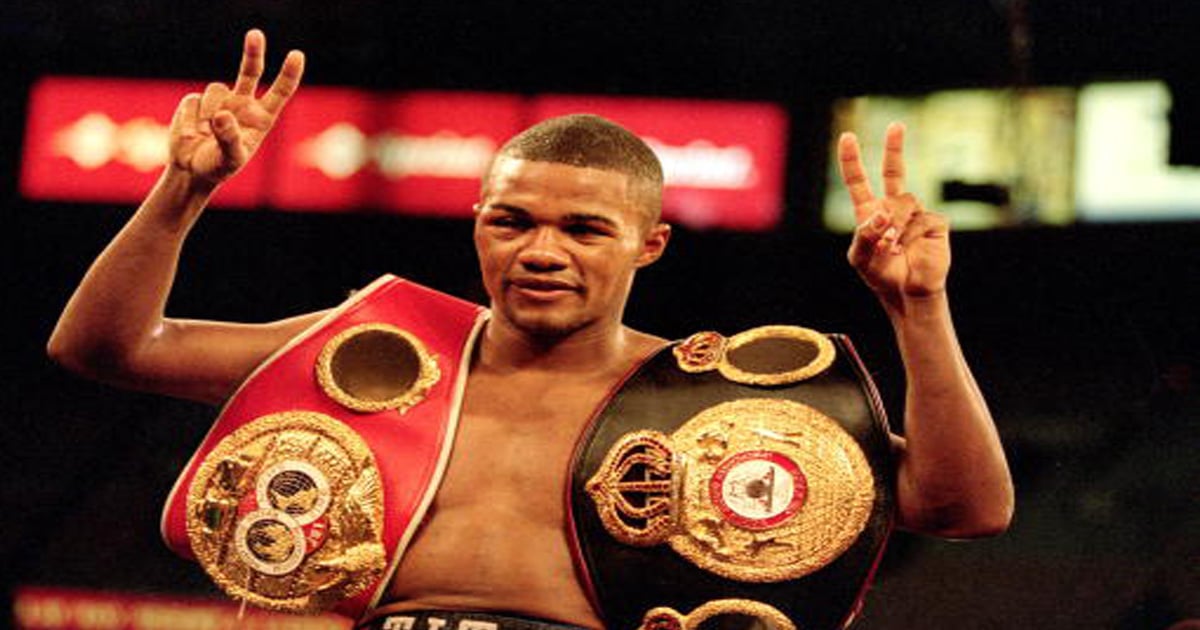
2 1 1198 628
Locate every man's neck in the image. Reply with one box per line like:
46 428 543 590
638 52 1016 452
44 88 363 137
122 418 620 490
477 317 661 375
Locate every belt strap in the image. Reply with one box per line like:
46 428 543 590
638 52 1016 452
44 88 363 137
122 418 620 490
358 610 592 630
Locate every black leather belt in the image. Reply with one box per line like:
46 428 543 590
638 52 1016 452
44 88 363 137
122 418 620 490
570 326 896 630
357 610 593 630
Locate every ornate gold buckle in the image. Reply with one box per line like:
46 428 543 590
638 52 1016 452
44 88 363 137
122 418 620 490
587 399 874 583
187 411 387 612
585 431 678 547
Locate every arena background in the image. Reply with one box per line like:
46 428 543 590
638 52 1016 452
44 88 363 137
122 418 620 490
2 2 1198 628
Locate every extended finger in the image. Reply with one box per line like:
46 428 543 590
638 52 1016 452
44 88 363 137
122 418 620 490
260 49 306 115
199 82 231 123
882 122 906 197
233 29 266 96
837 132 876 223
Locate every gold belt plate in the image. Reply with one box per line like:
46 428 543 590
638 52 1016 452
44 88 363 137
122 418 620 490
587 398 875 583
186 411 387 612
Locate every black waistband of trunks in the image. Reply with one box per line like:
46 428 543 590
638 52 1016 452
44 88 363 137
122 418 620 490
356 610 594 630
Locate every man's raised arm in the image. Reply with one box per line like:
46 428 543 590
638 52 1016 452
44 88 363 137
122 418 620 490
47 30 325 406
837 123 1014 538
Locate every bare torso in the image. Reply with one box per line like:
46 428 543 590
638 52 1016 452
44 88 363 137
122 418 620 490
371 329 666 628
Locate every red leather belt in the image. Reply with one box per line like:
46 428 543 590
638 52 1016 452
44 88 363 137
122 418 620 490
160 275 487 619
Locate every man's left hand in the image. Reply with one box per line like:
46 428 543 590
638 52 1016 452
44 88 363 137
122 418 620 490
838 123 950 312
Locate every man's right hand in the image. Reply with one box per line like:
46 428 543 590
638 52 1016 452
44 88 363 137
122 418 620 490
169 29 305 189
47 29 318 405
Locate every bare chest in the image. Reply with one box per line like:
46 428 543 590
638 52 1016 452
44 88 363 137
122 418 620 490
437 372 610 511
380 335 664 621
383 370 618 617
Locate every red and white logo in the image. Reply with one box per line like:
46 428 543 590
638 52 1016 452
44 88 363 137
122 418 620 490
710 450 806 530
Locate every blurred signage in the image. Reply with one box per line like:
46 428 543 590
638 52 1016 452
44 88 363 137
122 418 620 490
19 77 267 207
1075 81 1200 221
12 586 350 630
825 80 1200 229
269 89 525 216
21 77 789 230
825 87 1078 231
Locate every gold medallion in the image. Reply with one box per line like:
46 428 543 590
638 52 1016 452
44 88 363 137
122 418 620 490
670 399 874 582
186 411 387 612
587 399 874 583
316 323 440 414
674 326 835 386
639 599 797 630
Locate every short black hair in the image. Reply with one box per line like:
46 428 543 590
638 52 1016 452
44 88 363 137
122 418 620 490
486 114 664 223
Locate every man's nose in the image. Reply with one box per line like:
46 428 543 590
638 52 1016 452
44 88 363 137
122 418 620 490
517 227 570 271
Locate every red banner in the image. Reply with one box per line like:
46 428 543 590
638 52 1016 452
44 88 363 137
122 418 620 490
270 90 524 216
20 77 266 208
22 77 788 230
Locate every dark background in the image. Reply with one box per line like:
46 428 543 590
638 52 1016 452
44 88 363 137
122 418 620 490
2 2 1198 628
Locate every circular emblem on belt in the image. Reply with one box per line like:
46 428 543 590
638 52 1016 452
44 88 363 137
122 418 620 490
673 326 835 386
186 411 387 612
710 450 807 531
234 509 308 576
671 399 874 582
256 460 332 526
589 398 875 583
316 323 440 414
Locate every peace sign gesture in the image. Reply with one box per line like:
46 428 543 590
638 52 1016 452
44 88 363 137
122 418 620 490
838 123 951 310
168 29 305 189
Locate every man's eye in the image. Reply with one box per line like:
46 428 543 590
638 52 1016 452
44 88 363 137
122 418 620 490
490 216 528 229
566 224 609 237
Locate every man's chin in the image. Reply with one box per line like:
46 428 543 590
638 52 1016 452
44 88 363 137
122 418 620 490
516 319 587 340
501 308 589 340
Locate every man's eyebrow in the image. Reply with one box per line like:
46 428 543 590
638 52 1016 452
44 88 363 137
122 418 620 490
484 205 620 229
562 213 620 228
486 203 529 215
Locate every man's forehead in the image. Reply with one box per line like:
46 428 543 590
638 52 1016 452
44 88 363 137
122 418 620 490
484 157 635 194
480 157 661 228
482 157 643 204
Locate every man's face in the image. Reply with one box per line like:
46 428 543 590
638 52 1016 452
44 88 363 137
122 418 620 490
474 157 669 340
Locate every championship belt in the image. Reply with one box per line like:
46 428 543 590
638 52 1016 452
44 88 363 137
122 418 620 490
160 275 488 619
571 326 895 630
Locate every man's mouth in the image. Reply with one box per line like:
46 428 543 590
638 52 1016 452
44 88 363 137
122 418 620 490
506 277 580 300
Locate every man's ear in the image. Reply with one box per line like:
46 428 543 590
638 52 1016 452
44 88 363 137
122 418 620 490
635 222 672 268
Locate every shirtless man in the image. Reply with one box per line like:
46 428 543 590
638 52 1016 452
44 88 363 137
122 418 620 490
47 30 1013 629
